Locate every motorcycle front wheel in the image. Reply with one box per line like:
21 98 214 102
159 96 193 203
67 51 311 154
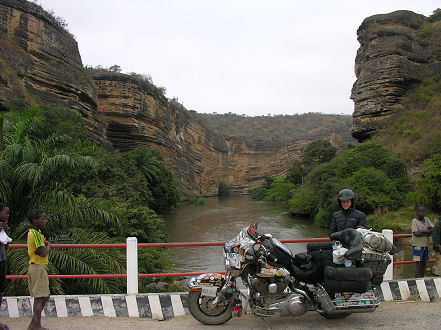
188 290 233 325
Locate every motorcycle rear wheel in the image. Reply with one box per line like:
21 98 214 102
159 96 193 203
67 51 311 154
188 290 233 325
319 312 351 319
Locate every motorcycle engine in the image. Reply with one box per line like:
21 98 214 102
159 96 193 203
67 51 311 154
249 267 290 305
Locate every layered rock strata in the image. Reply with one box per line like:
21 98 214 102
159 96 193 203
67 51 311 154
91 71 315 196
0 0 107 144
351 10 430 142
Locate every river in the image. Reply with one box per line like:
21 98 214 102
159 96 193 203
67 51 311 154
163 195 416 279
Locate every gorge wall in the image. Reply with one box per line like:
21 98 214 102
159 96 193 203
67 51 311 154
0 0 346 197
351 10 441 142
0 0 108 145
91 71 314 196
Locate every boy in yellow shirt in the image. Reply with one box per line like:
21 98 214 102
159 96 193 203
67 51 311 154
27 209 50 330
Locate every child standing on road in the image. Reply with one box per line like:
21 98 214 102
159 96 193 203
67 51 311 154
27 209 50 330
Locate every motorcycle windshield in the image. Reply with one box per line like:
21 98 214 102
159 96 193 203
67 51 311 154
224 226 255 251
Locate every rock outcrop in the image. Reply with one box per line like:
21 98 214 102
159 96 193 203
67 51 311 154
0 0 107 144
351 10 434 142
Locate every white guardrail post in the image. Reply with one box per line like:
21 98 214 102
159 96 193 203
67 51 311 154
382 229 393 281
126 237 138 294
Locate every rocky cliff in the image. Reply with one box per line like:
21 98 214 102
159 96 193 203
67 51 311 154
0 0 107 144
351 10 440 142
0 0 347 197
90 71 316 196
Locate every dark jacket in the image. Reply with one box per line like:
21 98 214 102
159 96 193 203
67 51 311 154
329 209 367 236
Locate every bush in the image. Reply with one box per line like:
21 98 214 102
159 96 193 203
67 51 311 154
251 187 267 200
286 161 303 185
264 179 295 204
410 153 441 211
189 197 206 205
345 167 402 211
314 209 331 228
287 187 317 216
308 142 411 214
302 140 337 167
218 182 231 196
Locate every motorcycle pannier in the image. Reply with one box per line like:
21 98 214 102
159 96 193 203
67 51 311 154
323 266 372 295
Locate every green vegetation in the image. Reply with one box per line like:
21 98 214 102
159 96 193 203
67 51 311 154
406 154 441 210
301 140 338 167
373 76 441 163
429 8 441 22
218 182 231 196
1 101 179 295
189 197 206 205
254 141 413 230
264 179 295 204
251 187 267 200
367 208 438 234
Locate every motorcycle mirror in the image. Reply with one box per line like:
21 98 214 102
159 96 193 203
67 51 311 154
247 223 259 239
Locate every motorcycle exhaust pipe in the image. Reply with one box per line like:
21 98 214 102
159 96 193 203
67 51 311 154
291 287 312 305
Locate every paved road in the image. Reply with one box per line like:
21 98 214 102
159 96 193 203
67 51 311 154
3 300 441 329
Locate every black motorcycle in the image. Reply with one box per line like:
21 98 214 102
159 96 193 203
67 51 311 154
188 223 393 325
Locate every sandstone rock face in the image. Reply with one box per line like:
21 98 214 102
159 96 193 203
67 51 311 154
0 0 107 144
91 71 315 196
351 10 428 142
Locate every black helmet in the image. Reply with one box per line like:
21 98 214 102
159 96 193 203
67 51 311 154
338 189 355 210
338 189 354 201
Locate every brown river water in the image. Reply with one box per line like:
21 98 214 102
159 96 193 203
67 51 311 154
163 195 416 279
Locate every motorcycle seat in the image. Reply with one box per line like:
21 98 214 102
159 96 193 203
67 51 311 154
307 242 333 252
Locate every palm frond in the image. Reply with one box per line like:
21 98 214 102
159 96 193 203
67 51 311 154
14 162 44 188
40 189 121 233
0 179 11 204
48 229 126 294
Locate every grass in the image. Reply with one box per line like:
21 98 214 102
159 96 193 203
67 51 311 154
367 207 438 233
189 198 206 206
373 78 441 165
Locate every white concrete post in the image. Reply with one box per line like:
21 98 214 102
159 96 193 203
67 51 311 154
126 237 138 294
382 229 393 281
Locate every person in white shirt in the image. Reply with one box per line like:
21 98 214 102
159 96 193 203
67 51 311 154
411 206 434 278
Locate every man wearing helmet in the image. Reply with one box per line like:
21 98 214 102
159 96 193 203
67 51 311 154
329 189 367 236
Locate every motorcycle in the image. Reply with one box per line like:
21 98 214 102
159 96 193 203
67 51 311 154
188 223 394 325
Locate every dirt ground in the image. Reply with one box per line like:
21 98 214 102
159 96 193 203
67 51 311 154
2 300 441 330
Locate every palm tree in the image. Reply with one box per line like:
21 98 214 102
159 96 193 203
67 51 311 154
1 104 126 294
0 133 101 231
132 148 162 183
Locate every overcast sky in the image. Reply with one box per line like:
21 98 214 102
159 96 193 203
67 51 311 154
35 0 440 116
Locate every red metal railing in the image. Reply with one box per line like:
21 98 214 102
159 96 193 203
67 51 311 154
6 234 434 280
